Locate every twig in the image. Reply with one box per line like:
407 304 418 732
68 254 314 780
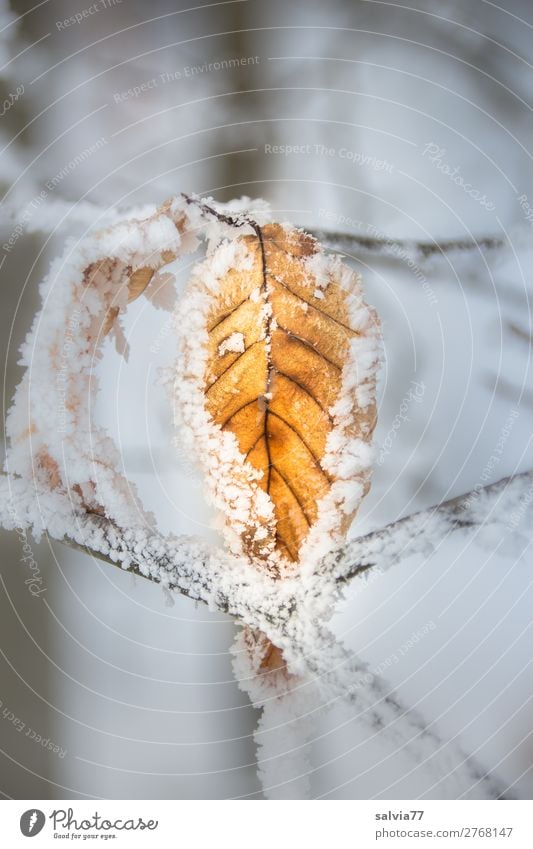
321 471 533 585
4 189 506 265
310 229 505 261
301 625 513 800
182 192 256 230
507 321 532 346
182 194 506 263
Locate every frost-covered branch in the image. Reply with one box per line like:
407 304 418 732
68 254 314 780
311 229 505 261
1 188 505 265
299 625 513 800
320 471 533 586
0 475 297 635
2 470 530 618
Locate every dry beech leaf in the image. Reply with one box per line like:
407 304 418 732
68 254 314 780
97 252 177 338
173 220 381 579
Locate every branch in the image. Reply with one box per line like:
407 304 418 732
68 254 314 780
310 229 505 261
183 194 506 264
0 475 297 636
320 471 533 586
1 186 506 265
2 471 530 617
300 625 513 799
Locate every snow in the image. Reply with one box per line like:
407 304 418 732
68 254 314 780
232 625 323 799
218 332 245 357
304 251 334 289
295 251 382 570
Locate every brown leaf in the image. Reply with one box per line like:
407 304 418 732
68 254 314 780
193 222 380 569
126 250 177 304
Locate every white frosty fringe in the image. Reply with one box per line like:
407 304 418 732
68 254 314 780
0 473 293 629
298 252 382 571
231 626 322 799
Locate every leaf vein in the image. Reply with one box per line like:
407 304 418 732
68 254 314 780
271 464 312 527
207 295 250 334
268 410 330 482
275 324 342 371
271 275 354 333
276 370 332 421
207 341 261 392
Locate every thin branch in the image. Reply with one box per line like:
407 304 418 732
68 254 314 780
183 194 506 264
321 471 533 585
182 192 252 229
301 625 513 800
310 229 505 261
0 184 507 263
65 521 295 633
507 321 533 346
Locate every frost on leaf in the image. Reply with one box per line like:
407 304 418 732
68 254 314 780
173 222 382 576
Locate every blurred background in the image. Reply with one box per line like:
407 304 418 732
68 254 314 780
0 0 532 799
